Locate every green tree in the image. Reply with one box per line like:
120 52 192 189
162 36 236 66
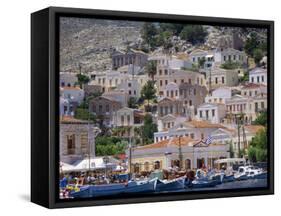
76 74 90 88
179 25 207 45
244 32 267 58
128 97 139 109
198 57 206 69
141 80 157 108
159 23 184 35
253 111 267 126
145 60 157 81
253 48 263 65
220 61 241 70
141 23 157 51
74 108 96 122
142 114 158 144
95 136 127 156
156 31 173 52
248 128 267 162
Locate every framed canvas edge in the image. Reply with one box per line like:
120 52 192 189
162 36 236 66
40 6 274 209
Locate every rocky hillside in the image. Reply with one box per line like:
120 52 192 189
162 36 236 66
60 17 143 73
60 17 267 73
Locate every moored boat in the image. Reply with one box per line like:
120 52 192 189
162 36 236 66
188 179 217 188
70 178 157 198
155 177 185 192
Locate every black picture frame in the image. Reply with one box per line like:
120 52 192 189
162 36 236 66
31 6 274 209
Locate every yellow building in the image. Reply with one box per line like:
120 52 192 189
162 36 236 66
130 136 229 173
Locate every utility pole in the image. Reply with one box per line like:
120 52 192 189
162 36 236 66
178 135 183 170
208 67 212 95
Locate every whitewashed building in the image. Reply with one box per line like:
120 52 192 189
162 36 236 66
205 87 233 104
249 67 267 85
206 67 239 89
164 82 179 99
60 72 78 87
116 79 142 98
214 48 247 65
196 103 226 124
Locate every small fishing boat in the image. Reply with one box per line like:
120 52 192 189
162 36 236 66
209 173 224 184
234 166 249 181
189 179 217 188
155 177 185 192
222 174 235 183
245 166 267 179
70 178 157 198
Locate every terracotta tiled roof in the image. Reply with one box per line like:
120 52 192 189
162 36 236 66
60 116 90 124
241 83 266 89
187 120 225 129
134 136 196 150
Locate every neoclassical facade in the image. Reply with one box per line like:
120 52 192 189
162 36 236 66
130 137 229 172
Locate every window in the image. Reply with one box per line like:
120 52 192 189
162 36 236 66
181 79 184 83
121 115 124 125
105 104 110 112
159 70 162 75
262 76 264 82
166 91 169 97
215 77 218 84
134 90 136 95
67 134 75 155
169 90 173 98
249 91 252 97
212 109 215 117
222 77 225 84
165 69 168 75
193 57 195 62
128 83 131 87
99 105 102 113
160 80 163 86
223 56 226 61
188 78 191 84
189 100 192 106
127 115 130 124
261 101 265 109
199 110 203 118
257 76 260 83
165 80 168 85
251 77 254 83
206 110 209 119
129 90 132 95
190 133 195 139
